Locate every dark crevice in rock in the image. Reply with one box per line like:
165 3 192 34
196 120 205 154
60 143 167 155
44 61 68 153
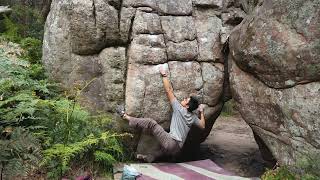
222 38 232 102
166 38 197 44
192 4 221 9
123 46 129 104
135 59 206 66
141 82 147 117
135 32 164 36
159 14 192 17
158 16 169 62
128 10 136 42
92 0 97 26
122 8 135 104
117 0 123 31
252 130 277 166
124 4 154 9
224 17 244 26
108 0 121 10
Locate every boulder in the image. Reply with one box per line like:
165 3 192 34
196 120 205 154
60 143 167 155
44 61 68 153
230 0 320 88
43 0 72 84
229 58 320 165
229 0 320 164
70 0 120 55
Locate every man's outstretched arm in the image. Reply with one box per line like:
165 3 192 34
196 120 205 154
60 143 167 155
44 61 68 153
159 67 175 103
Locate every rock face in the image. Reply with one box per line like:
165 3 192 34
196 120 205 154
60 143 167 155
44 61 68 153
229 0 320 164
43 0 245 158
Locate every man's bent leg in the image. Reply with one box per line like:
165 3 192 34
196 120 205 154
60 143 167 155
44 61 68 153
127 116 180 155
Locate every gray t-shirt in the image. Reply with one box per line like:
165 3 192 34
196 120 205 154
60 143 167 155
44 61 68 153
169 98 200 147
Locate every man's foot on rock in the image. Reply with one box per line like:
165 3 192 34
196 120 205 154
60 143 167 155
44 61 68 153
136 154 155 163
116 104 125 118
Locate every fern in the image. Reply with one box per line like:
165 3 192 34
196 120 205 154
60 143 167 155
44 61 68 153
42 132 129 179
94 151 116 165
0 38 131 179
0 127 41 179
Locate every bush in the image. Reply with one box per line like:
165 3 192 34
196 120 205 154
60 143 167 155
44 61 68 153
20 37 42 64
0 39 129 179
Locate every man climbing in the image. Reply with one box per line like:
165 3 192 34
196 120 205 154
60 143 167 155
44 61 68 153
116 66 206 162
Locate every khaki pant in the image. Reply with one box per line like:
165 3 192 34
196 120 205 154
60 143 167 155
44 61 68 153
128 117 181 160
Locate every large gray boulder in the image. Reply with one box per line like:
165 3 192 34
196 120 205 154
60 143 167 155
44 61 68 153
230 0 320 88
229 0 320 164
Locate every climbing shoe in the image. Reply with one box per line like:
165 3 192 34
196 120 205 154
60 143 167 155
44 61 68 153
116 104 125 118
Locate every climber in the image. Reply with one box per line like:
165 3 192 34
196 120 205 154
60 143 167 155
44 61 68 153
116 66 206 162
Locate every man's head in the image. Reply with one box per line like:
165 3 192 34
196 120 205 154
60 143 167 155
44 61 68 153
181 95 199 112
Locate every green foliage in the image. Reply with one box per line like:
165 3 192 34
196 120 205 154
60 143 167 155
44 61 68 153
262 153 320 180
221 99 237 117
0 127 41 179
1 5 44 41
0 6 129 178
42 132 128 179
0 39 129 179
20 37 42 64
262 166 296 180
0 40 49 178
1 16 21 42
295 152 320 179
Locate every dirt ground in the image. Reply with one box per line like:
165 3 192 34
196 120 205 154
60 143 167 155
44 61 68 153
196 116 269 178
